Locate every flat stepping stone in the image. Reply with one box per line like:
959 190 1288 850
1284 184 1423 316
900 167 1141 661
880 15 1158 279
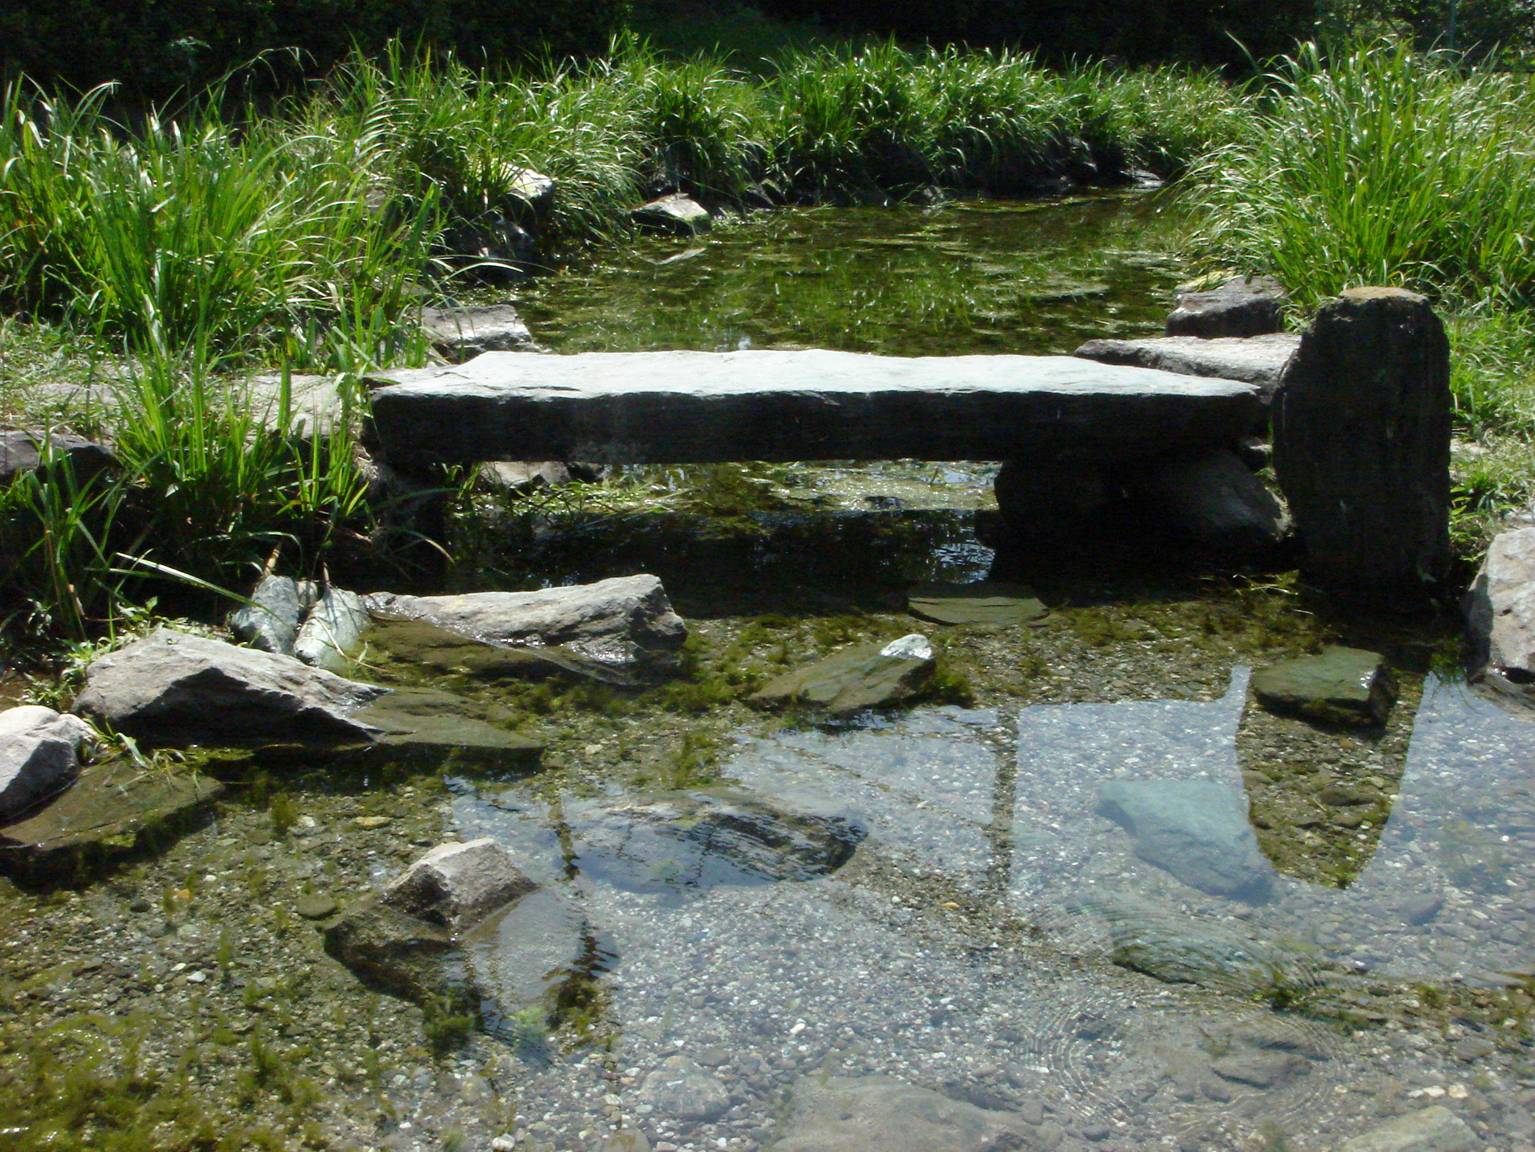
906 582 1047 627
1074 333 1299 396
1252 646 1397 727
365 350 1262 467
0 761 224 877
749 635 935 717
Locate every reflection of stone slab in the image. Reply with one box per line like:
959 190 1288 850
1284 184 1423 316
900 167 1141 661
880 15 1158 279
0 761 223 875
906 582 1047 627
1098 778 1272 900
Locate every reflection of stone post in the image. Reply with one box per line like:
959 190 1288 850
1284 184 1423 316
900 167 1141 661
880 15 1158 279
1272 287 1451 598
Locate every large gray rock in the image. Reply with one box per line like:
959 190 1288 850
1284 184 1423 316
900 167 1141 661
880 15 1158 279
383 839 535 931
631 193 711 237
768 1076 1030 1152
364 350 1262 467
72 628 388 746
229 574 316 656
0 430 116 483
569 789 864 895
1074 333 1299 397
749 635 936 717
364 574 687 677
1133 449 1289 556
1251 646 1397 727
1337 1106 1477 1152
1166 275 1287 338
0 706 93 822
421 305 535 362
1272 288 1451 596
1465 526 1535 691
1097 778 1272 900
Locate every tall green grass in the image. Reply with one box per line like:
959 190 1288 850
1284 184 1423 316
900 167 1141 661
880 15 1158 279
1189 41 1535 310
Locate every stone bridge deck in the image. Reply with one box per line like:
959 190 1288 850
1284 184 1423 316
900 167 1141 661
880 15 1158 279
365 349 1261 467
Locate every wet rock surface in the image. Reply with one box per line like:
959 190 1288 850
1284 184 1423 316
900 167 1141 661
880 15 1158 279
1273 288 1451 596
0 705 92 821
293 586 370 672
72 628 389 746
768 1076 1030 1152
906 582 1048 628
1097 779 1272 900
1252 646 1397 727
365 574 688 679
749 635 936 716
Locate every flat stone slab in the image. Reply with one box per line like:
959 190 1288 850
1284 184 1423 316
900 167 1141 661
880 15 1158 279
906 582 1047 627
749 635 936 717
365 350 1262 466
1252 646 1397 727
1074 333 1299 396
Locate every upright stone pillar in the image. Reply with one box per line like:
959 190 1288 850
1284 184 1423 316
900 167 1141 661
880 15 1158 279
1272 287 1451 598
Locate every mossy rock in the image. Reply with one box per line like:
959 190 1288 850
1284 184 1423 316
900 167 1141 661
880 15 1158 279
1251 646 1397 727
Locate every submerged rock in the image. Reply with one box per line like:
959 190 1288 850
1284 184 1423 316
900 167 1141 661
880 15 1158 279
768 1076 1029 1152
1337 1106 1476 1152
906 582 1048 628
1273 287 1451 597
1251 646 1397 727
72 628 388 746
0 705 93 822
229 574 316 656
1097 778 1272 900
0 760 224 876
1464 526 1535 697
1166 275 1287 339
749 635 936 717
345 689 543 769
365 574 688 679
421 304 536 362
637 1056 730 1122
570 789 864 895
631 193 711 237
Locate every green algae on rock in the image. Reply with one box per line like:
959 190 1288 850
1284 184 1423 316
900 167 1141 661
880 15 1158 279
1251 646 1398 727
906 582 1048 628
749 635 936 717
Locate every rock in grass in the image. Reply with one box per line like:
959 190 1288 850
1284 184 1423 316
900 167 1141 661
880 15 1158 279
1166 275 1287 339
748 635 936 717
294 587 370 672
229 574 316 656
906 582 1047 628
1464 526 1535 692
0 430 117 483
0 706 94 822
631 193 710 237
1336 1106 1477 1152
1097 778 1272 901
72 628 387 746
421 304 535 362
1251 646 1397 727
767 1076 1029 1152
364 574 688 680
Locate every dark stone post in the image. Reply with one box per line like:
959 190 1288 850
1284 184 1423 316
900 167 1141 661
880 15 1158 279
1272 287 1451 598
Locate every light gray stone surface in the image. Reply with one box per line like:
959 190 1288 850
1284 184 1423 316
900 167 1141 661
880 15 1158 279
1074 332 1299 396
0 705 93 822
631 193 711 237
384 839 535 931
1097 778 1272 900
1337 1106 1477 1152
229 574 316 656
767 1076 1029 1152
72 628 387 746
294 587 370 672
1465 526 1535 689
365 350 1262 466
421 305 535 361
365 574 687 676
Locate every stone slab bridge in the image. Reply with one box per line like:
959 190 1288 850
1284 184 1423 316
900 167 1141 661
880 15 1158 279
366 348 1259 466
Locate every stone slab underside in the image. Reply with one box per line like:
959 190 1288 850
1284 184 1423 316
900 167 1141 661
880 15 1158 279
366 350 1261 466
